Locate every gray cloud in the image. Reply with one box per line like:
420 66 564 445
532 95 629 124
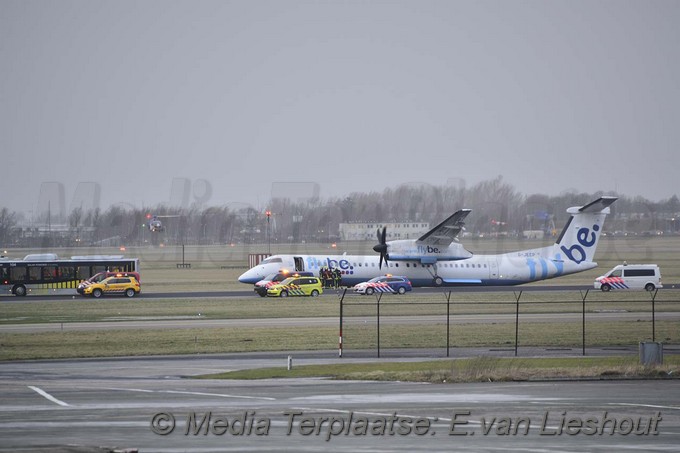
2 0 678 217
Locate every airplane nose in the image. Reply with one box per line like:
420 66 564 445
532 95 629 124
238 268 261 284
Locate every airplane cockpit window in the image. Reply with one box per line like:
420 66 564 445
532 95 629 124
261 257 283 265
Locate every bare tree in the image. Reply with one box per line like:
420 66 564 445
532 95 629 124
0 207 17 246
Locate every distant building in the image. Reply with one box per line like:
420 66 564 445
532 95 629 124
11 223 95 246
339 222 430 241
522 230 545 239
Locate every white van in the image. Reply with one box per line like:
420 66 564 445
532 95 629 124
594 264 662 292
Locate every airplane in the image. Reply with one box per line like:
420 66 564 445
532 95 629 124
238 197 617 288
145 214 180 232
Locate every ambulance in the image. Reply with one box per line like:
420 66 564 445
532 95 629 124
594 264 662 292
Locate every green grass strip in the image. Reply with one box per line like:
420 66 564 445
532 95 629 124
1 320 677 361
197 355 680 383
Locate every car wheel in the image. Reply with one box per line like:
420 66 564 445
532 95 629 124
93 288 103 298
258 292 267 298
601 284 611 292
366 287 374 295
311 289 319 297
645 283 656 292
125 288 136 298
397 286 406 295
280 290 288 298
13 285 27 297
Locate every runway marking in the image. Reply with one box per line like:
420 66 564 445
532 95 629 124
292 407 570 432
102 387 154 393
163 390 276 401
100 387 275 400
27 386 69 407
611 403 680 411
292 406 455 424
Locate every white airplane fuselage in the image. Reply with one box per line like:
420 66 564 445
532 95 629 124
237 245 596 287
238 197 615 288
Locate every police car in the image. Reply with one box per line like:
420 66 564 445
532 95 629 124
353 275 412 295
81 275 141 298
594 264 662 292
266 276 323 298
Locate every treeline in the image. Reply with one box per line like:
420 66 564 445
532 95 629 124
1 177 679 247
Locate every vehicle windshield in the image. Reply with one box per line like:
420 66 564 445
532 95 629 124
278 277 296 285
87 272 107 283
366 277 385 283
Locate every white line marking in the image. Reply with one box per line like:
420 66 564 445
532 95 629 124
100 387 275 401
292 407 568 432
162 390 276 401
101 387 154 393
27 386 69 407
610 403 680 411
292 407 455 423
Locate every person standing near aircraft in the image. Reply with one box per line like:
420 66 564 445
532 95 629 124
333 267 341 288
320 266 332 288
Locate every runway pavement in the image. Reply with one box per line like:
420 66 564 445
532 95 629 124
1 351 678 452
5 282 679 301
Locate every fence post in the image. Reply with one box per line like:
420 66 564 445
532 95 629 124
445 291 452 357
580 289 589 356
513 291 522 357
651 289 658 342
376 293 382 358
339 289 346 358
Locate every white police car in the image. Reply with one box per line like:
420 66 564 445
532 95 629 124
353 275 412 295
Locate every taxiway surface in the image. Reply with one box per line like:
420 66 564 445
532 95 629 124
1 352 678 452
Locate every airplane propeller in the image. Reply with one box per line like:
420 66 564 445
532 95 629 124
373 227 389 269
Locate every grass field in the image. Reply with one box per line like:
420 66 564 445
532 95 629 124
1 320 677 361
198 355 680 382
1 290 678 325
1 237 678 366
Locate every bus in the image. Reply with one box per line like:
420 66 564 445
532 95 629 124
0 253 140 296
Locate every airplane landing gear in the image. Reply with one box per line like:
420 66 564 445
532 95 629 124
425 263 443 287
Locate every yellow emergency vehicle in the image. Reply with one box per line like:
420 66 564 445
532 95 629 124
266 276 323 298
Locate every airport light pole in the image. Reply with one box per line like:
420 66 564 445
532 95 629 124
265 210 271 255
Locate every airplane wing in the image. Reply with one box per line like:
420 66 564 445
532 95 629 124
416 209 471 247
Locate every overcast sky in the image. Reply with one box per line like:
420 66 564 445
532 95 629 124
2 0 679 218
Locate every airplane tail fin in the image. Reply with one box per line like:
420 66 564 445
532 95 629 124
553 196 617 265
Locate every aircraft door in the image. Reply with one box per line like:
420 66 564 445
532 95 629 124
489 259 499 279
294 257 304 272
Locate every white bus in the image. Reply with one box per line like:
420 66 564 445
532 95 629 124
0 254 140 296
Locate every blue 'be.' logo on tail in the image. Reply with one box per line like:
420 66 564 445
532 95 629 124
560 224 599 264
